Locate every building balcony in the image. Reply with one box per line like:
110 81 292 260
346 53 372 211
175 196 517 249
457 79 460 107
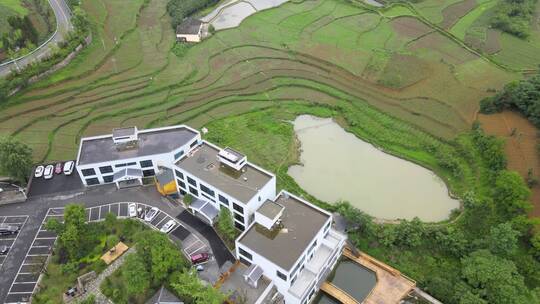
287 228 347 301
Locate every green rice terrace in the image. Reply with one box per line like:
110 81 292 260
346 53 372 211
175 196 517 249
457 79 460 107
1 0 540 302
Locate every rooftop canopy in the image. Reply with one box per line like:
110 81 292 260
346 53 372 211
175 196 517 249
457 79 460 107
189 198 219 223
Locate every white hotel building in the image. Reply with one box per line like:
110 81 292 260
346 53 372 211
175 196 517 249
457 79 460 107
75 125 346 304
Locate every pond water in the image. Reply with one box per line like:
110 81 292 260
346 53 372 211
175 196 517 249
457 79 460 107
287 115 460 221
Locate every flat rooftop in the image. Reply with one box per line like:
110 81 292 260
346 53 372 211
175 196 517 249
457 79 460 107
175 142 273 203
78 127 198 165
257 200 283 219
238 193 330 271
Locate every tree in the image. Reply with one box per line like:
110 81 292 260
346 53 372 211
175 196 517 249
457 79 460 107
487 222 520 256
122 254 150 298
493 171 532 216
461 250 538 303
135 230 187 284
52 204 89 261
170 270 227 304
459 291 488 304
0 137 33 184
217 208 236 241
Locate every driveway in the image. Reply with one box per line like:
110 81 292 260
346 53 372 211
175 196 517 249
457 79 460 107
177 210 236 267
0 0 73 78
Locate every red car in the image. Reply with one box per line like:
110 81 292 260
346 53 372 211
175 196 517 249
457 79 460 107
54 162 63 174
190 253 209 264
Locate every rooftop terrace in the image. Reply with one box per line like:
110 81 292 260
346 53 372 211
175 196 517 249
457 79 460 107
175 142 273 203
78 126 198 165
238 192 330 271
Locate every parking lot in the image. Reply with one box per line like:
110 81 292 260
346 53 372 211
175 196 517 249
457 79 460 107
0 216 28 271
4 213 52 304
27 162 83 198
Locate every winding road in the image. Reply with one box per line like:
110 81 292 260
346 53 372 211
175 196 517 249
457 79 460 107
0 0 73 78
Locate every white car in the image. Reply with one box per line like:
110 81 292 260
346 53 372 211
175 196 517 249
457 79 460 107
63 161 75 175
44 165 54 179
160 220 176 233
34 165 45 178
144 207 159 222
128 203 137 218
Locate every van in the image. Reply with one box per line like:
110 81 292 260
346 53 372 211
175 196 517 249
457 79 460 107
63 161 75 175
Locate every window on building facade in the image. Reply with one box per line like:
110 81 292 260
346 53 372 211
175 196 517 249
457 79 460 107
103 175 114 183
187 176 196 187
143 169 155 177
115 162 136 168
175 170 184 180
99 166 113 174
239 257 251 266
189 140 197 148
234 213 244 223
177 180 186 189
233 203 244 214
85 177 99 185
200 183 215 197
238 247 253 260
81 168 96 176
291 255 305 279
174 150 184 160
276 271 287 281
234 221 245 231
189 186 198 196
140 160 153 168
218 195 228 205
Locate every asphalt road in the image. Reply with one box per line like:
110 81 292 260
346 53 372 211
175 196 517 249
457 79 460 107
0 0 73 78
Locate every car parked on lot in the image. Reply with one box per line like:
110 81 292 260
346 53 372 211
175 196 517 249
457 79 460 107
44 165 54 179
0 224 19 235
63 161 75 175
144 207 159 222
34 165 45 178
128 203 137 217
0 245 8 255
54 162 63 174
160 219 176 233
190 252 209 265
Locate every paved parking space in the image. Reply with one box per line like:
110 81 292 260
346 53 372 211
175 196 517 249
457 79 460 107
27 164 83 198
0 216 28 271
5 212 54 304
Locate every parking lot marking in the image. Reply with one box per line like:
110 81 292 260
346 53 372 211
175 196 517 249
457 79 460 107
0 216 29 271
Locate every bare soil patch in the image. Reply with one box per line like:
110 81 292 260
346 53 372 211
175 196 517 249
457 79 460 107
439 0 477 29
479 110 540 217
390 16 432 38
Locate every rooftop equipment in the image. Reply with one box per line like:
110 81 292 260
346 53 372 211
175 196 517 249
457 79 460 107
217 147 247 171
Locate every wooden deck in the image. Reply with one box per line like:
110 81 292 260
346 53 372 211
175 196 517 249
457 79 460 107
320 282 359 304
343 248 416 304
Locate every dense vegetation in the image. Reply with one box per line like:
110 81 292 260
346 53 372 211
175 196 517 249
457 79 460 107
166 0 219 29
491 0 538 38
1 15 39 56
480 71 540 127
0 137 33 183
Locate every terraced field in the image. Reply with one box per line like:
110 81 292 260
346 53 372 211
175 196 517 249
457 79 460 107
0 0 530 164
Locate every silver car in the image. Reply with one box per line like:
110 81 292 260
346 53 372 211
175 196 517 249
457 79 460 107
144 207 159 222
160 220 176 233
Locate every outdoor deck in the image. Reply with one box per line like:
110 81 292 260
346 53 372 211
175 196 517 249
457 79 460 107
343 248 416 304
320 282 359 304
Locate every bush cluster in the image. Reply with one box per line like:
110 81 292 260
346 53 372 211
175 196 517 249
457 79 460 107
480 71 540 128
490 0 537 38
166 0 219 29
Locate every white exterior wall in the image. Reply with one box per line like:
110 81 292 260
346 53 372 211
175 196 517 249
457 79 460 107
236 191 344 304
75 125 201 186
176 33 201 42
172 140 276 230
